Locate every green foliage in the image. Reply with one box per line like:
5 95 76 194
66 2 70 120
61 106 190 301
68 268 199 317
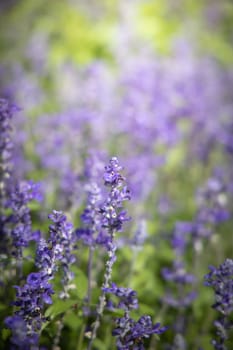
136 1 179 54
45 298 76 320
70 266 88 300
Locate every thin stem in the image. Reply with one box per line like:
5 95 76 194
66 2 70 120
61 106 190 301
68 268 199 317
87 232 116 350
16 254 23 281
52 315 64 350
77 324 86 350
87 247 94 309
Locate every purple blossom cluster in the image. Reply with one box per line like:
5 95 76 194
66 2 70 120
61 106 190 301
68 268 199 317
0 98 14 192
113 315 167 350
5 272 54 349
36 210 77 300
205 259 233 350
162 222 197 309
101 157 131 232
104 282 167 349
76 153 104 246
6 180 41 259
77 156 130 247
104 282 138 311
0 98 41 277
5 210 76 348
0 98 15 255
86 157 132 348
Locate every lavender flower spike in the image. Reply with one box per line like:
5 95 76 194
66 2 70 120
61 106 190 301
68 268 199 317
0 98 15 255
87 157 130 349
0 98 15 200
104 282 167 349
204 259 233 349
4 272 54 349
36 210 76 298
113 315 167 350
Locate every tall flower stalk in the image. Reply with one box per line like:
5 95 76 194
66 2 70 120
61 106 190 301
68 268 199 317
0 98 15 257
5 210 76 349
0 98 41 279
76 153 105 313
87 157 130 349
204 259 233 350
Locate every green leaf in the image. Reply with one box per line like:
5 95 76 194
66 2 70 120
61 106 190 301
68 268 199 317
63 311 83 330
2 328 11 341
45 299 75 319
70 266 88 300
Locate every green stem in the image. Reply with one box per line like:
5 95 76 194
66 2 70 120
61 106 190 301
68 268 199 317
77 324 86 350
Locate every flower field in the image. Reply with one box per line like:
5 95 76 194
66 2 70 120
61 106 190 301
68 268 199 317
0 1 233 349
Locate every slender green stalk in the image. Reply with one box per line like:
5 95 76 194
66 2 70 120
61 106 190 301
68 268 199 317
87 232 116 350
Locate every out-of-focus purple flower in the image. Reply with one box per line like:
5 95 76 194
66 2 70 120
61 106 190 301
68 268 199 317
162 291 197 309
162 221 197 309
0 99 41 264
0 98 15 244
162 261 196 285
219 120 233 155
76 182 103 246
76 152 106 246
0 98 16 190
4 315 38 350
6 181 42 258
195 174 229 230
157 196 173 217
130 219 148 249
172 222 193 255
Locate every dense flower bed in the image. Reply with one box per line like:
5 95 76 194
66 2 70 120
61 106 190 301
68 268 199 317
0 1 233 349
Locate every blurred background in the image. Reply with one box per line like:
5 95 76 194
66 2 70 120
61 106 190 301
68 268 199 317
0 0 233 214
0 0 233 110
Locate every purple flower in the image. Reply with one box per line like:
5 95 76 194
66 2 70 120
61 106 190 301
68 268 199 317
204 259 233 349
113 315 167 350
4 315 38 350
75 152 106 246
37 210 76 298
103 157 124 186
204 259 233 315
6 181 42 258
0 98 15 190
87 158 131 348
0 98 16 255
103 283 138 311
162 261 196 285
103 281 167 349
77 156 130 247
0 99 41 267
5 209 76 347
100 157 130 234
5 272 54 349
76 182 103 246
